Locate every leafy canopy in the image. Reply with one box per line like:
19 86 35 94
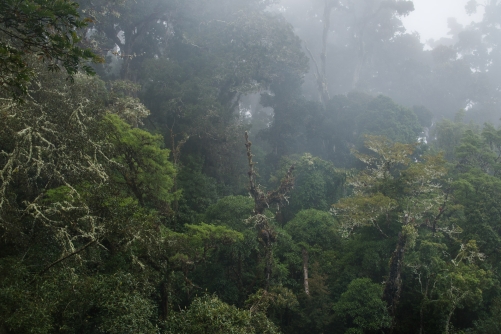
0 0 103 99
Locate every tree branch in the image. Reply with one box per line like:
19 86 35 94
31 239 97 284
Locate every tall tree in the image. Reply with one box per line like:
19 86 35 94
333 136 449 328
245 131 295 290
275 0 413 100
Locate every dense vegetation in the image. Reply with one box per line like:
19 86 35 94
1 0 501 333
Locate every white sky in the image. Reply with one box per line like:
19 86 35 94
401 0 484 43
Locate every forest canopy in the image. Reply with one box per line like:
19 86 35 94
1 0 501 333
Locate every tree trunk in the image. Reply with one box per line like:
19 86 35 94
237 251 244 304
351 28 366 89
120 37 133 80
306 0 334 107
302 248 310 295
160 280 170 321
383 232 407 328
351 51 363 89
244 132 294 291
444 306 455 334
265 246 273 290
319 0 334 106
419 278 430 334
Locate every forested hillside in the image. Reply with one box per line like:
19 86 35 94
1 0 501 333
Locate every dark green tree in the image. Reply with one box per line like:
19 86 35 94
333 278 391 333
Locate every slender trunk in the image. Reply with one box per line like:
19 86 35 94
238 251 244 304
265 246 273 290
120 41 132 80
160 280 170 320
320 0 332 76
419 279 430 334
319 0 333 106
351 28 365 89
306 0 334 107
170 127 180 214
120 28 137 80
383 232 407 328
444 306 455 334
302 248 310 295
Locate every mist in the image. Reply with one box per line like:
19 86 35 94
1 1 501 333
265 0 500 126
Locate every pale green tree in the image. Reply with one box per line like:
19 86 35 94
332 135 449 326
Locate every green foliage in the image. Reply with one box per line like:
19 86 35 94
186 223 244 245
412 105 433 128
323 93 422 165
0 0 102 99
187 10 308 94
0 62 173 334
205 196 255 231
80 272 158 334
333 278 391 333
432 113 479 161
273 154 346 222
245 286 299 332
333 135 447 237
334 192 398 237
107 80 151 127
0 260 158 334
263 92 423 168
198 196 263 304
285 209 339 250
2 0 501 333
357 95 422 144
175 156 219 224
170 223 243 266
103 114 177 207
474 298 501 333
166 294 280 334
0 66 109 259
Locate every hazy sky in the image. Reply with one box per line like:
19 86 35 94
402 0 484 43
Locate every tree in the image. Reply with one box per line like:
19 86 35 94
166 294 280 334
332 136 449 327
102 114 177 209
202 196 260 305
474 297 501 333
266 154 345 223
78 0 177 79
136 2 307 189
275 0 414 100
284 209 339 296
435 121 501 271
261 92 423 168
0 0 102 99
438 241 490 334
333 278 391 333
454 0 501 123
405 238 449 334
245 131 295 290
0 62 178 333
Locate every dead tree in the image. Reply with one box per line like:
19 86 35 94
244 131 295 289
